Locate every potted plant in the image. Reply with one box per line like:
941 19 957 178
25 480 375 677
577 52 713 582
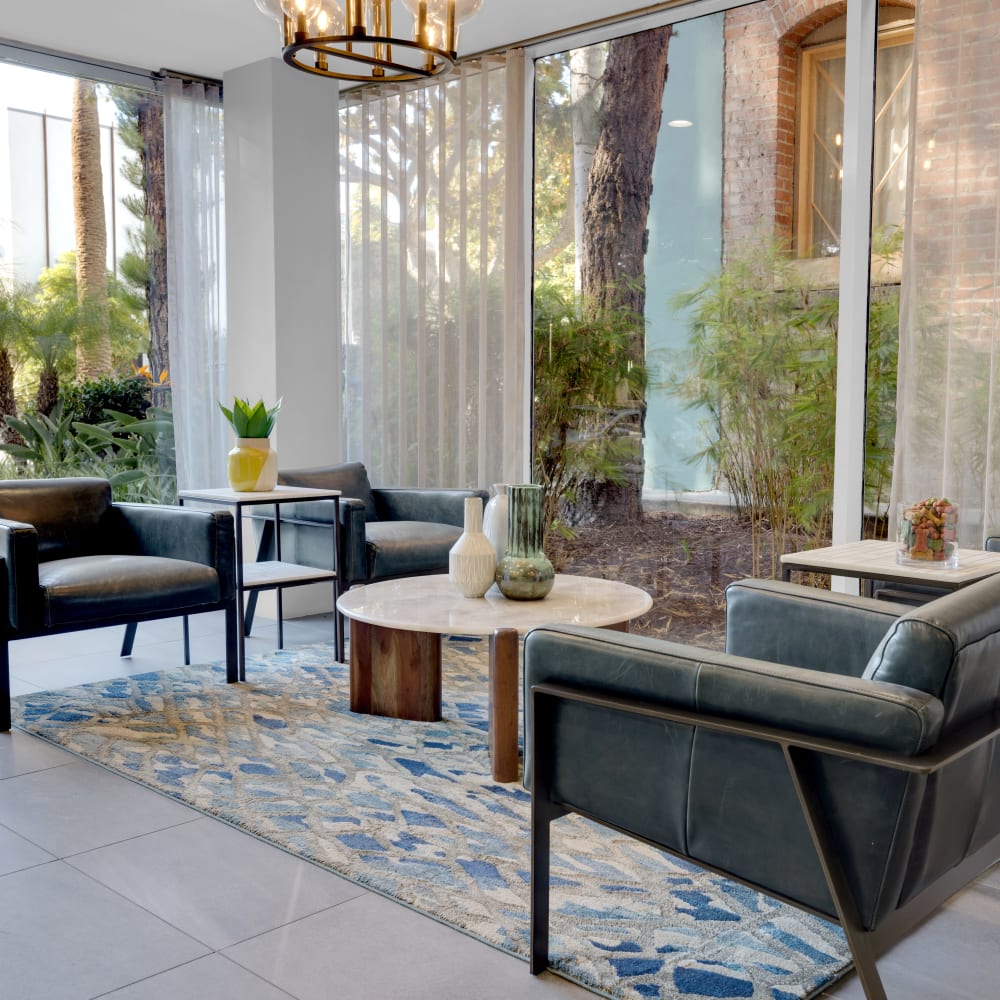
219 397 281 491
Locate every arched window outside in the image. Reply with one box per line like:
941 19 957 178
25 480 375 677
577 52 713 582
796 10 914 258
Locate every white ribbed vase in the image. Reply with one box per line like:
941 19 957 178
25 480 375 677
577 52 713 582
449 497 497 598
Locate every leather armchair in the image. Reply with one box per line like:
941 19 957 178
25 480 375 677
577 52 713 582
246 462 489 636
525 576 1000 999
0 477 238 731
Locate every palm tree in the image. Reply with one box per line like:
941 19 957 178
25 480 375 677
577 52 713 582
0 282 28 444
71 78 113 380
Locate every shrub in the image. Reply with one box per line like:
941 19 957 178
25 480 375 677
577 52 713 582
62 375 150 425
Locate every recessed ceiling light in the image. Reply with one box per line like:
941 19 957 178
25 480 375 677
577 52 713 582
668 119 694 128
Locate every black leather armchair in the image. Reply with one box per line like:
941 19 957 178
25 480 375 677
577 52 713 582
246 462 489 637
525 575 1000 999
0 477 238 731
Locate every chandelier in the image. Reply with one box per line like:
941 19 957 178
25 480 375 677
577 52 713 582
254 0 485 84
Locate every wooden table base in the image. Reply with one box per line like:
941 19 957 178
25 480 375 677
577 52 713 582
349 619 442 722
349 618 630 782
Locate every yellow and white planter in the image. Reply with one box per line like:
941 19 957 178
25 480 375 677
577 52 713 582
227 437 278 492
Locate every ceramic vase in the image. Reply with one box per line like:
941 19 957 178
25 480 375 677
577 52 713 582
495 483 554 600
449 496 497 598
482 483 509 563
228 437 278 492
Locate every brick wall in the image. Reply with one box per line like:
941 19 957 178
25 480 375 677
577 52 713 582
723 0 848 256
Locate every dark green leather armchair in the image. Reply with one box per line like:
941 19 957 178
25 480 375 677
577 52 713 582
0 477 238 730
525 575 1000 999
246 462 488 642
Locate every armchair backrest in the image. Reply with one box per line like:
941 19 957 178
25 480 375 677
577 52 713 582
863 572 1000 735
861 573 1000 904
278 463 378 521
0 477 114 561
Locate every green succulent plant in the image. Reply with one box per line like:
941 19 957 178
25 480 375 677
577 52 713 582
219 397 281 438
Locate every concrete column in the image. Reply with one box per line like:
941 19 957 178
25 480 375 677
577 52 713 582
222 57 341 468
223 58 342 619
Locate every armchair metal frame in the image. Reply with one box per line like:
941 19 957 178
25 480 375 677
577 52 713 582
530 683 1000 1000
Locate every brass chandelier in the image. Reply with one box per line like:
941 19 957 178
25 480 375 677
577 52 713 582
254 0 485 83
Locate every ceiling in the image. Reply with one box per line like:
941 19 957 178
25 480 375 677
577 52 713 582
0 0 660 82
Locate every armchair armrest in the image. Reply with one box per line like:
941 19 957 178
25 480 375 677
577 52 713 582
725 578 906 677
113 503 237 600
0 517 40 631
524 624 943 768
372 487 488 527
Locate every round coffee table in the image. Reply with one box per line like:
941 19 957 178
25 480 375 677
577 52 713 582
337 574 652 781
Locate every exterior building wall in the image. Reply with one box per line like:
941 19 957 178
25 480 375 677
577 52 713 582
721 0 931 259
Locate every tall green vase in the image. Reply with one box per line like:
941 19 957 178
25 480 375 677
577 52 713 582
495 484 554 600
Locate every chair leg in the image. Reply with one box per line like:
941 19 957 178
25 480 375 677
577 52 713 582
529 689 569 975
783 745 889 1000
1 639 10 732
224 602 240 683
120 622 138 657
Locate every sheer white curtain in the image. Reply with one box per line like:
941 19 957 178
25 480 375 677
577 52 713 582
340 52 527 490
163 78 228 491
891 3 1000 544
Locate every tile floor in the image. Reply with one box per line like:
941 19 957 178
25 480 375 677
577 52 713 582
2 610 998 999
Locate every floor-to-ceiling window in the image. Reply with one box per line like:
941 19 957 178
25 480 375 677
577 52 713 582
529 0 915 588
0 50 226 498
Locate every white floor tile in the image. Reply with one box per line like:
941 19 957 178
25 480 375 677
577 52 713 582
224 891 587 1000
0 861 208 1000
101 953 297 999
822 882 1000 998
0 729 77 778
0 758 197 856
70 817 366 950
0 823 54 875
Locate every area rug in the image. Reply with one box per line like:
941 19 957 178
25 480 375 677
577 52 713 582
12 638 851 1000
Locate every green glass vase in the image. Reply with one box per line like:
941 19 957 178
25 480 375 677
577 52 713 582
495 484 554 600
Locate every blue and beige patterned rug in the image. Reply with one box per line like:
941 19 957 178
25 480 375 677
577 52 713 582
12 639 850 999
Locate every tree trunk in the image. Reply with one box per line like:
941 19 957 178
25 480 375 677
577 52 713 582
570 45 605 295
138 94 170 410
0 348 22 445
72 78 112 380
578 26 672 523
36 367 60 418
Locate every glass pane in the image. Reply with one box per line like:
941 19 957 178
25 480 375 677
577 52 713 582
0 62 175 502
873 40 912 233
812 53 845 256
532 0 851 646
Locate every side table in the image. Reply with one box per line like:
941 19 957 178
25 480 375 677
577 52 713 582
179 486 341 680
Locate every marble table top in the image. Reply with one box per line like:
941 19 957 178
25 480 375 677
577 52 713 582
337 573 653 636
780 539 1000 589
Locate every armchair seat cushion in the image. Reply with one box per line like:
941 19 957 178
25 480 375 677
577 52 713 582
365 521 462 580
39 555 221 628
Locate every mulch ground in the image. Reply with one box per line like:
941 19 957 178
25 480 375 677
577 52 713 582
547 511 765 651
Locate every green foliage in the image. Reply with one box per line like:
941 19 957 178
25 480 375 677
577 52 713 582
219 397 281 438
671 237 899 576
62 375 150 424
532 284 648 541
34 252 147 368
0 402 176 504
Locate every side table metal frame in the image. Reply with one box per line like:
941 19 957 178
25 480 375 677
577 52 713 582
178 487 342 680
